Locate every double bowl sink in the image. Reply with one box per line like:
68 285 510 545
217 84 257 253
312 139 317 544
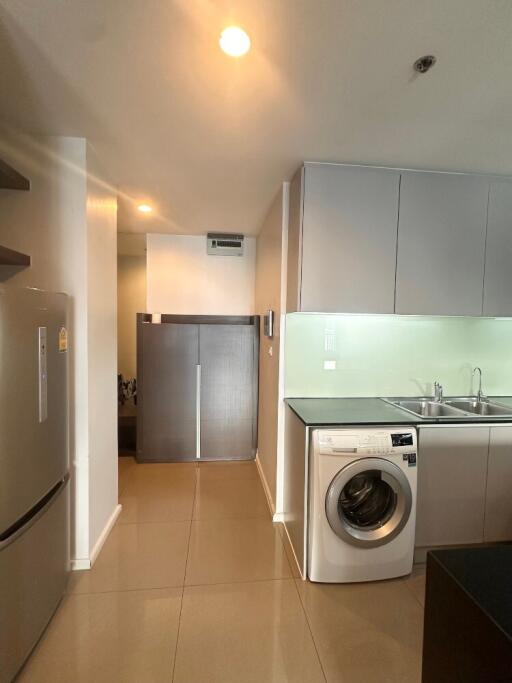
383 397 512 419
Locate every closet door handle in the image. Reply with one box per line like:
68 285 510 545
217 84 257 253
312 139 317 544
196 364 201 459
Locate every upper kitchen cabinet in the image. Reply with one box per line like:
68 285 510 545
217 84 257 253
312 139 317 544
483 180 512 316
395 172 489 316
287 163 400 313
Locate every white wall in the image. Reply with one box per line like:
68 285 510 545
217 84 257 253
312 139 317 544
0 132 118 566
254 184 289 514
86 145 119 558
146 233 255 315
117 254 146 379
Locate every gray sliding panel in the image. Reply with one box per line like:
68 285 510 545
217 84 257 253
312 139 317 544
199 324 257 460
395 172 488 315
138 322 198 462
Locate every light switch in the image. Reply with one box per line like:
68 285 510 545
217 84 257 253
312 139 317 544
323 360 336 370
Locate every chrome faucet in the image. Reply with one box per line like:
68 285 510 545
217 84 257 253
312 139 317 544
473 367 485 402
433 381 443 402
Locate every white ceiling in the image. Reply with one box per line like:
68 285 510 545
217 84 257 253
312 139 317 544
1 1 512 236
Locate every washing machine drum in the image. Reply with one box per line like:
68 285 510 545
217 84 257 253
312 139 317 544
325 458 412 548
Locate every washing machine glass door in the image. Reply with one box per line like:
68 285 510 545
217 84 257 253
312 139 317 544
325 457 412 548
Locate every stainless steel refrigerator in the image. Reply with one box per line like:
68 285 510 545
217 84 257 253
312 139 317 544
0 287 70 683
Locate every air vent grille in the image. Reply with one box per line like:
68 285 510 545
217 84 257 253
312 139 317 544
207 233 244 256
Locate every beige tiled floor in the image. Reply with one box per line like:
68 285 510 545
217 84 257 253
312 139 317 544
18 457 426 683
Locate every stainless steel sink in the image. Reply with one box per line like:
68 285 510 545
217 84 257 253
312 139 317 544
383 396 512 419
389 399 467 418
444 399 512 417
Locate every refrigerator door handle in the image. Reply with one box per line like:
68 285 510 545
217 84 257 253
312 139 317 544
0 473 69 551
196 364 201 459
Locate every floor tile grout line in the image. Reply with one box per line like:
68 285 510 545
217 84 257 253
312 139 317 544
184 575 294 589
401 564 427 608
115 519 195 526
114 515 274 526
170 585 185 683
191 515 273 522
291 578 329 683
118 461 135 496
171 467 199 682
275 521 300 574
65 585 186 597
65 575 298 599
402 579 426 610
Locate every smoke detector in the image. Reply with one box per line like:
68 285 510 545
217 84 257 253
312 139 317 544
413 55 437 74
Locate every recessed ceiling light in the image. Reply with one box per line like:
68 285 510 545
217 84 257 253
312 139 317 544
219 26 251 57
137 203 153 214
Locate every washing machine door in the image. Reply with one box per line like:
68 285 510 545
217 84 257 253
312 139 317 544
325 458 412 548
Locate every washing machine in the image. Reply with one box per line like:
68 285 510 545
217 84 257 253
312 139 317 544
308 427 417 583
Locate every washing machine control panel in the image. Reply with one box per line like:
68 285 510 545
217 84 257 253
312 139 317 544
317 428 417 457
391 432 414 447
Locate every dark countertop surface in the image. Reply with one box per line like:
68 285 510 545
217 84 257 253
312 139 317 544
430 545 512 641
285 398 418 426
285 396 512 426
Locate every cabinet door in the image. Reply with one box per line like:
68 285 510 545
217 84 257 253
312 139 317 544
484 426 512 542
138 323 199 462
416 426 489 547
199 324 256 460
395 172 489 315
286 167 304 313
483 181 512 316
300 164 400 313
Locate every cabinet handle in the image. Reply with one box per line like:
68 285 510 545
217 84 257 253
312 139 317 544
196 364 201 459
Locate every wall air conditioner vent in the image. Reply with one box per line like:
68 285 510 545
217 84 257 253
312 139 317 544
207 233 244 256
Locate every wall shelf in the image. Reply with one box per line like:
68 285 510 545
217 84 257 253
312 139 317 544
0 158 30 191
0 245 31 267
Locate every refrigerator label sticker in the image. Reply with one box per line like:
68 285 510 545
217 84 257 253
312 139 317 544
59 327 68 353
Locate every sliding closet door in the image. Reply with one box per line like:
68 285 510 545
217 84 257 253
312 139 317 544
199 324 257 461
138 323 199 462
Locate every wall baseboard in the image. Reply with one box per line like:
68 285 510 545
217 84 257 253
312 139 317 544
255 453 276 518
90 504 122 567
71 503 122 571
71 557 91 571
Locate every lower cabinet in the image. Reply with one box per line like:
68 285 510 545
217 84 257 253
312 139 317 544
416 426 489 548
484 426 512 542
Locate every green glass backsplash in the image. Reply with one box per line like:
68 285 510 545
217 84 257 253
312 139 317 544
285 313 512 398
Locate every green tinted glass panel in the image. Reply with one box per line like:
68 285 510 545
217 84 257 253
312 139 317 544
285 313 512 398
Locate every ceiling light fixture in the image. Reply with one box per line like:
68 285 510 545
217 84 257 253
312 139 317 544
219 26 251 57
137 203 153 214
